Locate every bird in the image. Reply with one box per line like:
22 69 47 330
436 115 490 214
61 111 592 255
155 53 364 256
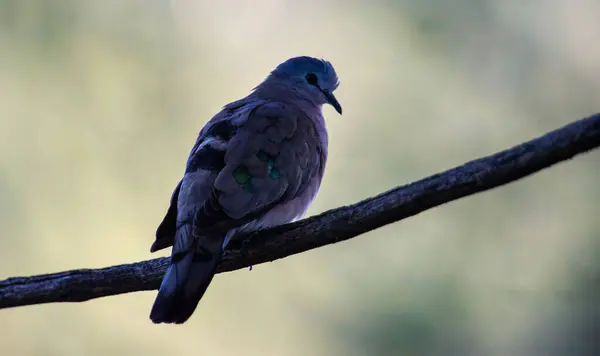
148 56 342 324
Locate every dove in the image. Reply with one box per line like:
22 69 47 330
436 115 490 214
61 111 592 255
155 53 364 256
149 56 341 324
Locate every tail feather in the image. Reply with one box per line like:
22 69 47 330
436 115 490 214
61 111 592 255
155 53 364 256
150 236 223 324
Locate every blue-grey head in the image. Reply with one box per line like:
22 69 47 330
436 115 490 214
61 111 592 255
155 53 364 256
260 56 342 114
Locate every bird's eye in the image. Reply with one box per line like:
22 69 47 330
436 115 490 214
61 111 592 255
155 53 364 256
305 73 318 86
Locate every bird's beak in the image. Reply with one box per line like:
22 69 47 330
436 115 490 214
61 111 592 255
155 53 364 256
322 90 342 115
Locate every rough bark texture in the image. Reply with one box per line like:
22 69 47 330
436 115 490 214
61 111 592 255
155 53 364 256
1 113 599 310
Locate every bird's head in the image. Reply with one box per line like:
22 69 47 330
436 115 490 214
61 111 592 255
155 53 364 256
261 56 342 114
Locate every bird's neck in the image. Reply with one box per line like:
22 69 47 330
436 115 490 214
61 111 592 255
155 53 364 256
253 77 322 114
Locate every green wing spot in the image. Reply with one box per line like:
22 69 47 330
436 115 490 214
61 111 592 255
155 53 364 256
257 150 280 180
269 166 281 179
233 165 256 192
233 166 251 185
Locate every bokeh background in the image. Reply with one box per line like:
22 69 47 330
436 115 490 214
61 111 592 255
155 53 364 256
1 1 599 355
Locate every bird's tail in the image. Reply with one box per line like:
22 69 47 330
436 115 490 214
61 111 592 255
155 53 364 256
149 226 223 324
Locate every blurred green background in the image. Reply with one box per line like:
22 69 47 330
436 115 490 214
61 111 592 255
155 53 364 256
1 1 599 355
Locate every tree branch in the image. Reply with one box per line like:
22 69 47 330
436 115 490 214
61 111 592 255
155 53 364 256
1 113 600 310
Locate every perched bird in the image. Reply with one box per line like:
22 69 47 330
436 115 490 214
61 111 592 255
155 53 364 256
149 56 342 324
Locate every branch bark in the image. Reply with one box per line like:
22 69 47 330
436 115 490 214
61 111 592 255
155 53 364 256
1 113 600 310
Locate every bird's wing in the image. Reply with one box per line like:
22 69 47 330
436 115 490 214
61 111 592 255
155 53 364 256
195 101 323 232
151 179 182 252
151 101 324 252
150 103 243 252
